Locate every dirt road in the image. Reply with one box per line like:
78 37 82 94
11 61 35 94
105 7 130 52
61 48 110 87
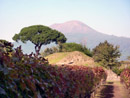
94 81 130 98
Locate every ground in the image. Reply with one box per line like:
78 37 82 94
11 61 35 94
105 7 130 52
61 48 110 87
94 70 130 98
94 81 130 98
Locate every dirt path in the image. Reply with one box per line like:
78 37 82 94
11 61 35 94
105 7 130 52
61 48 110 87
94 81 130 98
94 70 130 98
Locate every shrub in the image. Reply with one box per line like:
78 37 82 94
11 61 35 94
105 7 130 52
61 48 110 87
60 43 92 57
0 39 13 53
112 67 124 76
41 46 59 57
0 43 106 98
41 43 92 57
120 68 130 90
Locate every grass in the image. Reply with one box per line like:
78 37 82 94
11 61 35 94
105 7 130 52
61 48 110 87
45 51 99 67
45 52 69 64
45 51 105 68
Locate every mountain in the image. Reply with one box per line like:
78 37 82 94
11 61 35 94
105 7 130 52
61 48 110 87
50 20 96 33
50 20 130 60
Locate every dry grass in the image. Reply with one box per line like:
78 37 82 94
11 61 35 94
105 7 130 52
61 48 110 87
45 51 97 67
45 52 69 64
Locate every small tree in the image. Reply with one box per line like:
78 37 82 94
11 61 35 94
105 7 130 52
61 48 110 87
93 41 121 69
13 25 67 56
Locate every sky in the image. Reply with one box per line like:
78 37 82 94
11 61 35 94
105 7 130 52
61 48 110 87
0 0 130 42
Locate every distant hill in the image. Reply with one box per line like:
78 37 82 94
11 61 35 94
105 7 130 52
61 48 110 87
50 20 97 33
45 51 96 66
50 20 130 60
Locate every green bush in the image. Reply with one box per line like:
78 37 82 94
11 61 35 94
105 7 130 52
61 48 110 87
41 46 59 57
60 43 92 57
112 67 124 76
41 43 92 57
0 39 13 53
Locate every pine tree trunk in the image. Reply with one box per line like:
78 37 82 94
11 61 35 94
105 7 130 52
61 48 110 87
35 44 42 56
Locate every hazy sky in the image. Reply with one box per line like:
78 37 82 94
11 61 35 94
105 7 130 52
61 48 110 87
0 0 130 41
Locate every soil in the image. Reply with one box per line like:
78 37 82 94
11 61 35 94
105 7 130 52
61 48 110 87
56 51 95 66
46 51 96 66
94 81 130 98
94 70 130 98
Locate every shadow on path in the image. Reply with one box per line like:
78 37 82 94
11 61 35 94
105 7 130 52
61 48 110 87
99 82 114 98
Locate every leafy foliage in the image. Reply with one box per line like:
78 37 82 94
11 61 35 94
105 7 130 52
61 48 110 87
13 25 67 55
0 39 13 53
120 68 130 90
41 43 92 57
0 42 107 98
112 67 124 76
93 41 121 69
41 46 59 57
60 43 92 57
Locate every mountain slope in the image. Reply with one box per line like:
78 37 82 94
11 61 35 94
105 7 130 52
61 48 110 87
50 20 96 33
50 20 130 60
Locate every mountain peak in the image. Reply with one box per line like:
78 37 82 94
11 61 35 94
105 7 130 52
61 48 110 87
50 20 96 33
64 20 86 25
